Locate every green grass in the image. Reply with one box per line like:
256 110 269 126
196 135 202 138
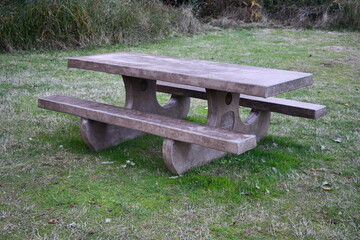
0 28 359 239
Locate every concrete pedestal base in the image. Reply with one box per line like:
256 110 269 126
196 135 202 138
80 76 190 151
162 89 271 174
80 76 270 174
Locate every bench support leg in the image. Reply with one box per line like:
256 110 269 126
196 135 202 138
163 140 226 175
163 90 271 174
80 76 190 151
236 110 271 141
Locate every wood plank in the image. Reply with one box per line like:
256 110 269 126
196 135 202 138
68 52 313 98
38 95 256 155
156 81 326 119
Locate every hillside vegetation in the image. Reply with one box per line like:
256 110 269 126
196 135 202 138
0 0 359 51
0 0 200 52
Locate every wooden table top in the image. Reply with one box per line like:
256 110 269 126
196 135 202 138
68 52 313 98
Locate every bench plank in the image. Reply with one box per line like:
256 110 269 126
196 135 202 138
38 95 256 155
156 81 326 119
68 52 313 98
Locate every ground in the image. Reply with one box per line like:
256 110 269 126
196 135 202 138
0 28 359 239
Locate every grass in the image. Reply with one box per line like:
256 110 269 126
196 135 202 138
0 28 359 239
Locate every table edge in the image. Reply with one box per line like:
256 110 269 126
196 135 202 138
68 55 313 98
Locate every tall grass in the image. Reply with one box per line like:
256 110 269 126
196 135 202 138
1 0 358 52
193 0 263 21
0 0 201 52
260 0 360 29
181 0 360 30
328 0 360 30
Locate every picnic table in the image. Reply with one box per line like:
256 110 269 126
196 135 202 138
38 52 326 174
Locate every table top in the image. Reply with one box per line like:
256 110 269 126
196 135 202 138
68 52 313 98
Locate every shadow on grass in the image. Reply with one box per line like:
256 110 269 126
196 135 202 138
36 120 167 171
38 120 316 176
169 135 317 201
22 122 334 228
35 120 324 203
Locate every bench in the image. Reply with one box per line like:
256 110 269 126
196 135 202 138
156 81 326 119
38 95 256 155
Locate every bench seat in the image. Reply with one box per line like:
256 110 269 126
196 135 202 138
156 81 326 119
38 95 257 155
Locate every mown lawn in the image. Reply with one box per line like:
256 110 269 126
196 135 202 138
0 28 359 239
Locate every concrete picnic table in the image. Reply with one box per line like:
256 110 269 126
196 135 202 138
39 52 325 174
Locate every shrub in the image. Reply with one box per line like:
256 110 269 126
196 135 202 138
327 0 360 30
176 0 359 30
0 0 200 52
260 0 360 29
196 0 262 22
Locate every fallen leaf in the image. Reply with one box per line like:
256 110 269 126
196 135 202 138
48 219 60 224
311 168 316 172
100 161 114 165
322 181 332 191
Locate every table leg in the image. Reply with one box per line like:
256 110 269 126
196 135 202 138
163 90 271 174
80 76 190 151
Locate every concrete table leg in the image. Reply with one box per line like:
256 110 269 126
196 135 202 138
80 76 190 151
163 90 271 175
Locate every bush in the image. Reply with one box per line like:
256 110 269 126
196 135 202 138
1 0 357 52
260 0 360 29
195 0 262 22
179 0 359 30
327 0 360 30
0 0 201 52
